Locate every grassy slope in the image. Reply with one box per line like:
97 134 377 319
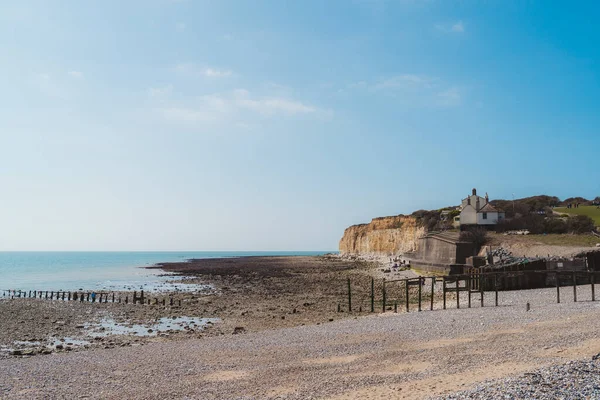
554 206 600 226
487 233 600 247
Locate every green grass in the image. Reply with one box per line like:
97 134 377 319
554 206 600 226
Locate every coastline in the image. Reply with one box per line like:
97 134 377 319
3 255 600 398
0 255 378 359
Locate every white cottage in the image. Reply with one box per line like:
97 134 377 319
455 188 505 228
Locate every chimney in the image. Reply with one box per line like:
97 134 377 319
472 188 477 196
467 196 471 205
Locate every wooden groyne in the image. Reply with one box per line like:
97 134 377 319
1 289 182 307
340 269 600 313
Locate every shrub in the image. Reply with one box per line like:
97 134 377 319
459 227 489 249
567 215 595 234
543 218 568 234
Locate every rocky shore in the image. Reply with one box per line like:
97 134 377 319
0 256 380 359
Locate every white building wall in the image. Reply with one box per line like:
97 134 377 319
476 211 499 225
460 206 477 225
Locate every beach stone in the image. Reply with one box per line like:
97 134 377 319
232 327 246 335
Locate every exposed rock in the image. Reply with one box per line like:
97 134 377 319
339 215 425 256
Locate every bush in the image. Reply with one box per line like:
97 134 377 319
543 218 568 234
567 215 595 234
459 227 489 249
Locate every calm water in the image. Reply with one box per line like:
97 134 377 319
0 251 330 292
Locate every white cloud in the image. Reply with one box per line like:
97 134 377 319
174 63 233 78
147 85 173 98
153 89 323 126
203 68 233 78
436 21 465 34
451 21 464 32
372 74 437 90
349 74 463 107
175 22 186 32
68 70 83 79
233 89 316 115
436 87 462 107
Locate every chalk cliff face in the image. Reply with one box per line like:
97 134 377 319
339 215 426 256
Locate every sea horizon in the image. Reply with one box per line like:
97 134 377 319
0 251 335 292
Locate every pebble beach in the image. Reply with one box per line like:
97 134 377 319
2 265 600 399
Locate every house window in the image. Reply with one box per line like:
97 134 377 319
482 212 488 220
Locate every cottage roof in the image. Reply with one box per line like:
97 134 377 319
478 203 499 213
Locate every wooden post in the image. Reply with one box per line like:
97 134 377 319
382 280 386 313
62 292 66 301
405 280 409 313
418 278 422 312
430 277 435 311
573 271 577 302
140 290 144 305
456 279 460 309
592 272 596 302
337 303 341 312
443 277 447 310
347 278 352 313
556 272 560 304
170 297 173 306
45 291 48 299
480 279 484 308
118 297 121 304
370 277 374 313
73 292 77 301
68 292 71 301
178 299 181 307
133 291 137 304
112 293 115 303
394 301 397 313
467 276 472 308
495 273 499 307
162 298 166 306
125 295 128 304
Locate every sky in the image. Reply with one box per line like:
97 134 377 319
1 0 599 251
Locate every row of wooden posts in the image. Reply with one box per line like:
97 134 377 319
341 270 600 313
2 289 182 307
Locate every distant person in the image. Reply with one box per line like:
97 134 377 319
91 292 96 302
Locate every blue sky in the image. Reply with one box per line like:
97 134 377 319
1 0 599 251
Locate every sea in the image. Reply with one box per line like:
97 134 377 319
0 251 331 293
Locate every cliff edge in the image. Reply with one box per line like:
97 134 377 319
339 215 426 256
